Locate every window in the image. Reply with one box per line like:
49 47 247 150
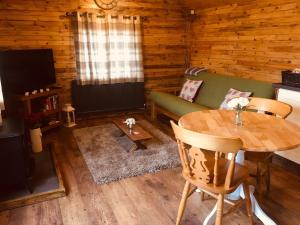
72 13 144 85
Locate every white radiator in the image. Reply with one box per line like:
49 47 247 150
276 88 300 164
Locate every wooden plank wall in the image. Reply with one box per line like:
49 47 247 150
182 0 241 9
0 0 187 103
189 0 300 83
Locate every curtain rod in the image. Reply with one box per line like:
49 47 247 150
65 12 147 20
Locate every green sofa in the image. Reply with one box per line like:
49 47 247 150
149 72 274 120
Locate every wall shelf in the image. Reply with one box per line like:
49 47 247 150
15 88 62 132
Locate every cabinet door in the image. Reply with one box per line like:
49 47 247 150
0 136 26 187
277 88 300 164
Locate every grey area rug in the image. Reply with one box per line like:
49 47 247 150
73 120 180 184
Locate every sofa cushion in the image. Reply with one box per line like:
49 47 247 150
219 88 252 109
179 79 203 102
186 72 274 109
150 91 211 117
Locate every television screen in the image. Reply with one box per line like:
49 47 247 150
0 49 56 97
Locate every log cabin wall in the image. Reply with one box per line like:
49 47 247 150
0 0 187 103
188 0 300 83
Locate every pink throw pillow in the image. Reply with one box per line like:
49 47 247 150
179 79 203 102
220 88 252 110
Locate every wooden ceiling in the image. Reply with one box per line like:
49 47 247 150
181 0 243 9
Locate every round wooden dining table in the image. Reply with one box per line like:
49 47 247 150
179 109 300 152
178 109 300 225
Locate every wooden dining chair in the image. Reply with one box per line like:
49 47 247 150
171 121 253 225
246 97 292 195
247 97 292 119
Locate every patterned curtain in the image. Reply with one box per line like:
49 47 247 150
72 13 144 85
0 77 4 110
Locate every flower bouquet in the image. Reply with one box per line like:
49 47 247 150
124 118 136 130
227 97 250 126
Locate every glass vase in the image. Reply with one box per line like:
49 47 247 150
128 123 133 134
235 110 242 126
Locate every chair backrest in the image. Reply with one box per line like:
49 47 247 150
171 121 243 188
247 97 292 119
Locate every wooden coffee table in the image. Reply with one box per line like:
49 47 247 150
112 119 153 152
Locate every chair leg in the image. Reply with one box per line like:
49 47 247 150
176 181 191 225
215 194 224 225
243 183 254 225
200 191 205 201
256 162 262 201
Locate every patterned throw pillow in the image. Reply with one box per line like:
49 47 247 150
220 88 252 109
179 79 203 102
185 67 208 76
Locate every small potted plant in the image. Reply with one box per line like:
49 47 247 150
25 112 44 153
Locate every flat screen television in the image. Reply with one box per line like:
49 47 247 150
0 49 56 98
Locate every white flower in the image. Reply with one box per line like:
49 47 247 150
238 97 250 107
227 98 240 108
227 97 249 109
125 118 136 126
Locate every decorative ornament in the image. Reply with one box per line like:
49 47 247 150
94 0 118 10
62 103 76 128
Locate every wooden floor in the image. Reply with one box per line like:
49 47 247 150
0 113 299 225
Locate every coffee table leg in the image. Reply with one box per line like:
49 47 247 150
129 141 147 152
129 143 138 152
137 141 147 150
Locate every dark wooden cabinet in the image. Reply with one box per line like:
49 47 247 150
0 118 31 192
15 88 62 133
